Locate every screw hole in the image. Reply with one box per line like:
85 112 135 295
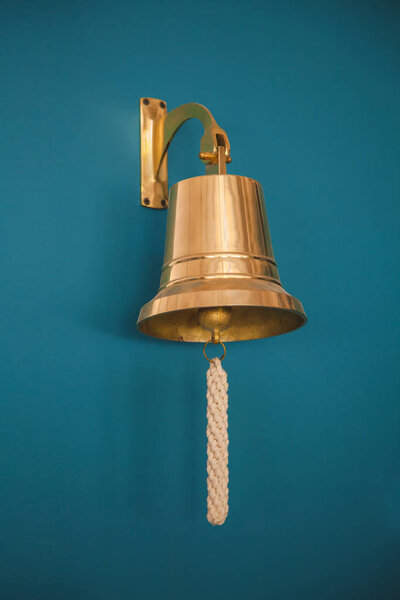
143 98 150 105
143 197 150 205
161 199 167 207
159 101 166 109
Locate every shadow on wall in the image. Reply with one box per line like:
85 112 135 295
128 358 204 523
82 188 166 343
80 188 204 523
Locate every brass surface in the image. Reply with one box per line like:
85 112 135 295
140 97 168 209
197 307 232 343
137 174 307 342
203 341 227 362
199 151 232 165
140 98 231 208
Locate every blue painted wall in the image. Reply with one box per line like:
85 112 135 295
1 1 399 598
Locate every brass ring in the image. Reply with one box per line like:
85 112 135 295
203 341 226 362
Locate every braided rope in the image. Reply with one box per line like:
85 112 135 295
206 358 229 525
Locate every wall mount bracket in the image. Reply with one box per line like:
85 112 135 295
140 97 231 209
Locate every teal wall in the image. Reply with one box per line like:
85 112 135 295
1 1 400 598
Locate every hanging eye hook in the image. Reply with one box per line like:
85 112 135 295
203 340 226 362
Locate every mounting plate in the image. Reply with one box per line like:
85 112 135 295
140 97 168 209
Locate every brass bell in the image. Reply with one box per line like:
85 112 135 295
137 98 307 342
137 97 307 526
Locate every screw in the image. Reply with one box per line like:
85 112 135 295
161 199 167 207
143 197 150 205
159 101 166 109
143 98 150 105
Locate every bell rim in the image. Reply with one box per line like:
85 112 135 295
137 288 307 342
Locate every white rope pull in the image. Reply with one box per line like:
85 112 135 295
206 357 229 525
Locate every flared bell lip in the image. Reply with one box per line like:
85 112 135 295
137 280 307 342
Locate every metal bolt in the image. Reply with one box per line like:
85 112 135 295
143 197 150 205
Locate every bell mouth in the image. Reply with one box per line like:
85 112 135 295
137 279 307 342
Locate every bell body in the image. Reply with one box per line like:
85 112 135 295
137 174 306 341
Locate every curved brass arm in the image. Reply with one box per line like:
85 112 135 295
155 103 231 178
140 97 231 209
